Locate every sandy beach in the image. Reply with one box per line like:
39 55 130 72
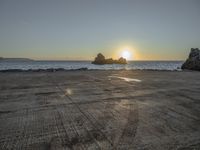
0 70 200 150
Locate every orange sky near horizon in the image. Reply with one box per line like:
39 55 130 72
28 47 187 61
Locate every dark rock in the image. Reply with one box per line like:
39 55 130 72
117 57 127 64
181 48 200 71
105 58 114 64
0 69 24 72
92 53 127 65
92 53 106 65
76 67 88 71
46 68 55 72
0 68 91 72
55 68 65 71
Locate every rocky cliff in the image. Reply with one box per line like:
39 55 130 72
181 48 200 71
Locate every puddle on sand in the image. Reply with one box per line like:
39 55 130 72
108 76 141 82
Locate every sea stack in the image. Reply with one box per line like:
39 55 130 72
92 53 127 65
181 48 200 71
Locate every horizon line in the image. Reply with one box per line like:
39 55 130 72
0 57 185 61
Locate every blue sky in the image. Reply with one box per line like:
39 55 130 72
0 0 200 60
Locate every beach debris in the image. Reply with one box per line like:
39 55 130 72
182 48 200 71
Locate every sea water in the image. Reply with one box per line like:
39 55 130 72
0 60 183 71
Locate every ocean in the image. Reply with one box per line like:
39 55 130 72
0 60 183 71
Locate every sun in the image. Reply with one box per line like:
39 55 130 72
122 50 131 60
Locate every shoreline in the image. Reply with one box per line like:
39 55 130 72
0 67 186 73
0 61 184 72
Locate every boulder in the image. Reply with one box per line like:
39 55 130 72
181 48 200 71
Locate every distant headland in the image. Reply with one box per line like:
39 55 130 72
0 57 33 62
92 53 127 65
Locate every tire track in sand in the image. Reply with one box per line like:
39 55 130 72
85 74 139 149
46 73 112 149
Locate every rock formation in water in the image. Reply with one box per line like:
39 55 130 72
92 53 127 65
181 48 200 71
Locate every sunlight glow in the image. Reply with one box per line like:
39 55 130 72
122 50 131 60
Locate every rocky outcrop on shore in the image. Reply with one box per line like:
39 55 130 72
181 48 200 71
92 53 127 65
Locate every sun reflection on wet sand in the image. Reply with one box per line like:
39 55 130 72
65 88 72 95
109 76 141 82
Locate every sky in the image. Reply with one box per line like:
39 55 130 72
0 0 200 60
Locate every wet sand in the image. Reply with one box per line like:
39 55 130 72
0 70 200 150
